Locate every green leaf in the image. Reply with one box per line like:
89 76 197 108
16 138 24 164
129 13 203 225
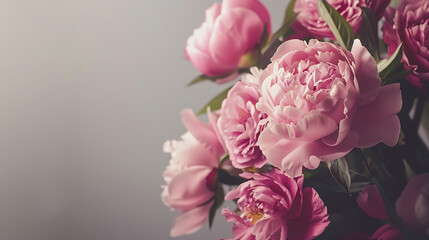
198 86 232 115
382 67 412 86
326 158 352 196
208 184 224 229
284 0 297 23
187 74 215 87
359 7 380 61
377 43 403 81
259 22 269 49
317 0 356 50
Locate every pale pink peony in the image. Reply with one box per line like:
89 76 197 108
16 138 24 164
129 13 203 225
395 173 429 235
383 0 429 89
185 0 271 77
218 67 267 169
293 0 366 40
162 109 225 237
222 169 329 240
370 224 404 240
256 39 402 177
357 185 389 220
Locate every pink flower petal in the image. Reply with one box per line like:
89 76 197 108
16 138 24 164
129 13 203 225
357 185 389 220
170 203 213 237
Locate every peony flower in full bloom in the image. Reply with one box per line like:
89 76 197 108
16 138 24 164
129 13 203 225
395 173 429 235
162 109 225 237
218 67 267 169
357 185 388 220
293 0 366 40
185 0 271 77
383 0 429 89
256 39 402 177
222 169 329 240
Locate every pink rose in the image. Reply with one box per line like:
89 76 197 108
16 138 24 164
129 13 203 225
162 109 225 237
370 224 404 240
222 169 329 240
383 0 429 89
218 68 267 169
357 185 389 220
256 39 402 177
185 0 271 77
395 173 429 235
293 0 366 40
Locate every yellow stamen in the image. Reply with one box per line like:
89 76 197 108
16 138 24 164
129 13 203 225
243 166 259 173
246 210 264 225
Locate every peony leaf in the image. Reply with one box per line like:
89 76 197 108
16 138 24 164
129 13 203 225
284 0 297 24
187 74 215 86
317 0 356 50
377 43 403 82
208 184 224 229
198 86 232 115
326 158 352 196
359 7 380 61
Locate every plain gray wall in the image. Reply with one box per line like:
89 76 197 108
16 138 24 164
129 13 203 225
0 0 284 239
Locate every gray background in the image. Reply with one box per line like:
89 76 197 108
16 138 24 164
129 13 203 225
0 0 283 239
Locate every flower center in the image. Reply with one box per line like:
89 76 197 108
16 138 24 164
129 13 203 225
246 209 264 225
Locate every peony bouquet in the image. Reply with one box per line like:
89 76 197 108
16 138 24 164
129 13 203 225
162 0 429 239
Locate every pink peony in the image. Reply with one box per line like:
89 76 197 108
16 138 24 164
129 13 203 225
256 39 402 177
357 185 389 220
162 109 225 237
395 173 429 235
218 68 267 169
185 0 271 77
222 169 329 240
293 0 366 40
370 224 404 240
383 0 429 89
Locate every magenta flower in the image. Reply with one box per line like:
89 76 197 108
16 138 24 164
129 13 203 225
357 185 389 220
365 0 391 20
256 39 402 177
218 68 267 169
383 0 429 89
185 0 271 77
222 169 329 240
395 173 429 235
162 109 225 237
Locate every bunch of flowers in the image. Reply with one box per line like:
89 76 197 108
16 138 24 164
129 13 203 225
162 0 429 239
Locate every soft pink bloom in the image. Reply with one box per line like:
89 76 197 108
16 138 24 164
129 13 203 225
162 109 225 237
256 39 402 177
218 68 267 169
370 224 404 240
293 0 366 40
357 185 389 220
222 169 329 240
185 0 271 77
395 173 429 235
383 0 429 89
